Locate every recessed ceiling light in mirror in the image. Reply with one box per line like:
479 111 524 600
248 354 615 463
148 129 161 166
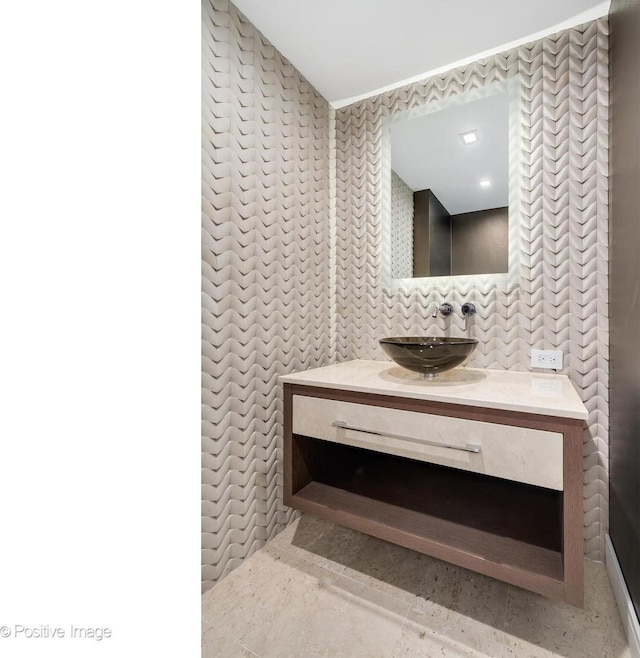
459 130 478 144
479 179 491 188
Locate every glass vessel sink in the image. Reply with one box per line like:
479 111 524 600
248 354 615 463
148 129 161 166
379 336 478 378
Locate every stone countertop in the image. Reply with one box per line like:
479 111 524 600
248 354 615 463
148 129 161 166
280 360 589 421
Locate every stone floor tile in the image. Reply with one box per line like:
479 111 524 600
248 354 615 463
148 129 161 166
268 515 368 575
503 561 630 658
202 620 260 658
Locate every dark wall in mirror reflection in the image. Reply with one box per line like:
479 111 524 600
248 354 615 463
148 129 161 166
391 177 508 278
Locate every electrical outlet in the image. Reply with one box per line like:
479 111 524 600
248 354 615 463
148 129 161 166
531 349 563 370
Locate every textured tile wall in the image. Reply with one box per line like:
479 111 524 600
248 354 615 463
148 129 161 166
335 20 610 560
201 0 331 591
390 171 414 279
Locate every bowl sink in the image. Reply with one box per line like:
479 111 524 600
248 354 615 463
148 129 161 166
380 336 478 378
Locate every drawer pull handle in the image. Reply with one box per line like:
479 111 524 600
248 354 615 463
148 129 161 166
332 420 481 454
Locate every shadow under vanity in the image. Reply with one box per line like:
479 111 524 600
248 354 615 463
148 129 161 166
281 360 589 607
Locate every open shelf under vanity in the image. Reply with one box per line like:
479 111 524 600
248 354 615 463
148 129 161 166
290 436 564 584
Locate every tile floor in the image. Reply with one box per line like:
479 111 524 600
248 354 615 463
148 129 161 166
202 515 631 658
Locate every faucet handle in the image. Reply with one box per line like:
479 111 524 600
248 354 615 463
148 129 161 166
438 302 453 317
461 302 476 331
461 302 476 317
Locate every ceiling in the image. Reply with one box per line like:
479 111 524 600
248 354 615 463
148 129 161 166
232 0 610 107
391 91 509 215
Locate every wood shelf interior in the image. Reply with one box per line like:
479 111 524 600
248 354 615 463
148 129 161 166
291 434 563 582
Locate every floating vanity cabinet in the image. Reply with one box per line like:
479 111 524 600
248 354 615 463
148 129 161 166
281 360 589 607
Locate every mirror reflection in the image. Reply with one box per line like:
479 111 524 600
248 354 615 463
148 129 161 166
390 90 510 279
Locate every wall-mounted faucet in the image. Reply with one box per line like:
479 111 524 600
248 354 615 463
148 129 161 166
432 302 453 318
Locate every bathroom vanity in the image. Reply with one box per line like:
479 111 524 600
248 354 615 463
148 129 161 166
281 360 589 606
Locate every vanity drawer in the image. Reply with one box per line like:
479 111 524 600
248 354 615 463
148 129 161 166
292 395 563 490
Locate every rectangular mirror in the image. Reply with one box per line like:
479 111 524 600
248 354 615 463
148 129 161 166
381 77 521 291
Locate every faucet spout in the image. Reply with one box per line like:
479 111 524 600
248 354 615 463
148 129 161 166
432 302 453 318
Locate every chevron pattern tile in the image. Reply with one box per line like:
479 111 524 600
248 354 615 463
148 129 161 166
201 0 331 591
390 170 414 279
334 19 609 560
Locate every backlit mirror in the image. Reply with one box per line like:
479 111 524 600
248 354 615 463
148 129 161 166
381 77 521 291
